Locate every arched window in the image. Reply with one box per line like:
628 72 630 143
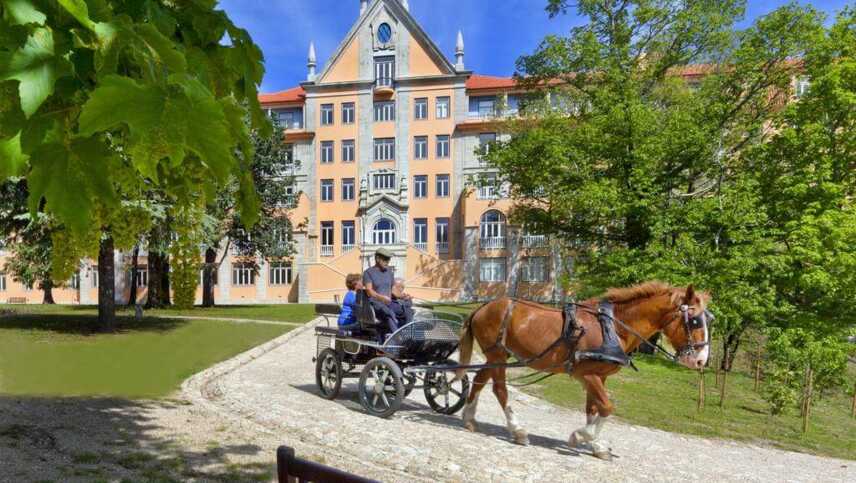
480 210 507 249
372 218 396 245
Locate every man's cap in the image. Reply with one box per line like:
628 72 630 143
375 247 394 259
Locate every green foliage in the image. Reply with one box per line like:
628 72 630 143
488 1 850 369
0 0 268 235
170 205 203 309
762 328 850 415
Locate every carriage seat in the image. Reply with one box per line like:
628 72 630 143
354 289 382 335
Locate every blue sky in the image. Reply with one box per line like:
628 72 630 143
219 0 853 94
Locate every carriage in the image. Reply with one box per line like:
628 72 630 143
312 291 471 418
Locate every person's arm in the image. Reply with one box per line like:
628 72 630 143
364 281 391 304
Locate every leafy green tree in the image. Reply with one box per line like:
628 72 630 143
200 117 299 307
486 1 825 369
0 1 268 328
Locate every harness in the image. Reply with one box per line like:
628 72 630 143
479 299 713 373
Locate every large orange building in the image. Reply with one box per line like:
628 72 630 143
259 0 559 304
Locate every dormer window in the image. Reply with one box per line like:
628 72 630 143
375 56 395 88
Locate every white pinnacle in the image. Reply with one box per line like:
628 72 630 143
455 30 465 71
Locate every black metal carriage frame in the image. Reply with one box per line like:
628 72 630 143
312 291 471 418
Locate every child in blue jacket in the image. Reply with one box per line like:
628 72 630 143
337 273 362 331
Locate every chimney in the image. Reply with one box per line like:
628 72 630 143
455 30 465 71
307 41 317 82
360 0 368 15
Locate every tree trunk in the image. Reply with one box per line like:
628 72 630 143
720 332 741 372
202 247 217 307
636 333 661 355
851 381 855 418
801 365 813 433
127 245 139 306
41 279 55 304
697 368 705 412
719 369 728 408
97 236 116 332
161 255 171 305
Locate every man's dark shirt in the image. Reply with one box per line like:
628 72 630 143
363 265 393 298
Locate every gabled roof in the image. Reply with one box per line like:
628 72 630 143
259 86 306 104
466 74 518 91
316 0 457 83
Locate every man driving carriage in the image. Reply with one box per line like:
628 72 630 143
363 248 413 337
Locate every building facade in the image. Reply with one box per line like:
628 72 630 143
260 0 560 304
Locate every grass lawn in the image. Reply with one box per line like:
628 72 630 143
526 354 856 460
0 313 302 398
0 303 317 323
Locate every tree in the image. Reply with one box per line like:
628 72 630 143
486 1 825 370
200 117 299 307
0 1 268 329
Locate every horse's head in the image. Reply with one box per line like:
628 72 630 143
660 285 712 369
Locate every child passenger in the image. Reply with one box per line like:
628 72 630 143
337 273 363 331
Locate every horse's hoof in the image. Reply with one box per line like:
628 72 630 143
513 430 530 446
593 450 613 461
464 421 478 432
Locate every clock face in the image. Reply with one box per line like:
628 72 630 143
378 23 392 44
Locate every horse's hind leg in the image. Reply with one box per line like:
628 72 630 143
462 368 491 432
492 367 529 445
569 374 614 460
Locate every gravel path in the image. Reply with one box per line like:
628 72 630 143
198 319 855 483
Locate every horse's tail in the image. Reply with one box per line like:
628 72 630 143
454 302 489 381
455 314 475 381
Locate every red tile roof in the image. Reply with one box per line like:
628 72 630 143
259 86 305 104
466 74 518 90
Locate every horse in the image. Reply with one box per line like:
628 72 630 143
454 281 711 460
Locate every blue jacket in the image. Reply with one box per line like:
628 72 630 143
337 291 358 327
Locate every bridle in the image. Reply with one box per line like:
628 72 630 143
672 304 713 359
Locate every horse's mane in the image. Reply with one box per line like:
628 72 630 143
605 281 674 304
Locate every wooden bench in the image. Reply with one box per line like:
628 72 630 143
277 445 378 483
6 297 27 304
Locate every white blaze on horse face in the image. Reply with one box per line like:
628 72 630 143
678 320 709 369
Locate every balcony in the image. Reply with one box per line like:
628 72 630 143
374 77 394 98
436 241 449 254
342 244 355 254
414 242 428 251
320 245 334 257
480 237 507 250
521 234 548 248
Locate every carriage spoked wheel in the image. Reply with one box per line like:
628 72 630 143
315 348 343 400
358 357 405 418
423 359 470 415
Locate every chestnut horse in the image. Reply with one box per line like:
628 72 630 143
455 282 711 459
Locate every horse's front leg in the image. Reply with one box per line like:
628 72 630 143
493 368 529 445
569 374 613 460
462 368 492 432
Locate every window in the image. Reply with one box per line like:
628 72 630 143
321 221 334 256
469 96 497 118
480 210 507 249
479 132 497 156
321 141 334 163
373 173 396 190
71 273 81 290
414 98 428 120
436 174 450 197
414 136 428 159
320 104 334 125
0 273 5 291
276 108 303 130
506 95 520 115
436 96 450 119
342 221 356 250
199 269 219 287
132 266 148 287
378 23 393 43
342 102 355 124
374 101 395 122
321 179 334 202
478 172 498 199
24 280 33 291
436 218 449 253
414 175 428 198
374 138 395 161
342 178 355 201
375 56 395 87
480 258 506 282
414 218 428 248
795 76 810 98
269 262 293 285
372 218 396 245
339 139 355 163
521 257 549 283
91 265 98 288
436 135 450 158
232 263 255 286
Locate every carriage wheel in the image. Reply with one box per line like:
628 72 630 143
424 360 470 415
358 357 405 418
315 348 342 400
